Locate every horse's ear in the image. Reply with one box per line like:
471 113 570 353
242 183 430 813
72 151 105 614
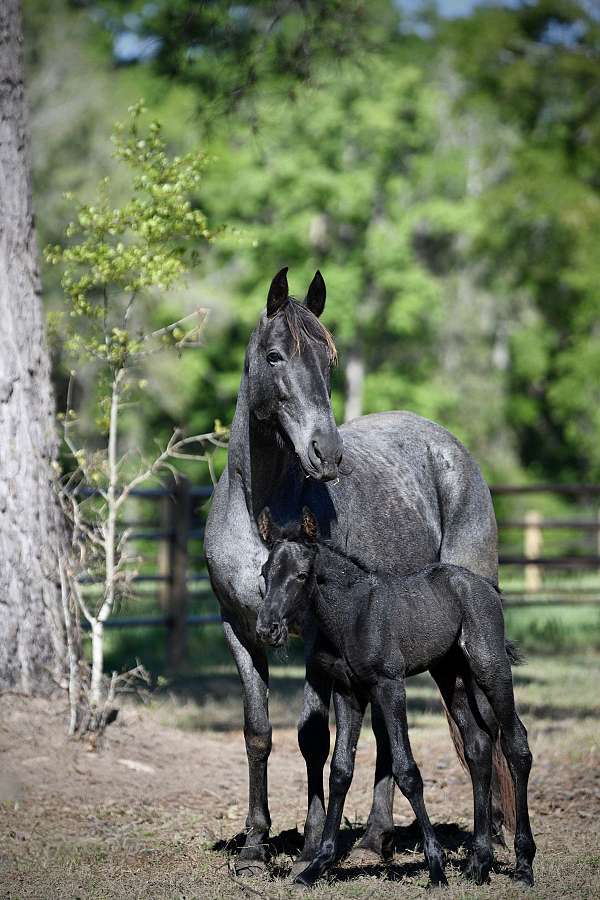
301 507 319 542
257 507 274 545
267 267 289 317
305 270 326 318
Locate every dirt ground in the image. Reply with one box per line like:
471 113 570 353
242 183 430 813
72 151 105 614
1 655 599 900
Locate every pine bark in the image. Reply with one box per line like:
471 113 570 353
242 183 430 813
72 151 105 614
0 0 66 692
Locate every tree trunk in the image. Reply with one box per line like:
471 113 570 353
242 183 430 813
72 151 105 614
344 346 365 423
0 0 66 692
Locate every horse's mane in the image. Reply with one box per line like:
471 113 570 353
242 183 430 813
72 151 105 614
275 298 337 365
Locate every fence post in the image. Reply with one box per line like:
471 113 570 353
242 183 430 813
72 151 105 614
524 510 542 593
158 476 191 672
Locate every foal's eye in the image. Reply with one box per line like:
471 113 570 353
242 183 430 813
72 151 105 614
267 350 284 365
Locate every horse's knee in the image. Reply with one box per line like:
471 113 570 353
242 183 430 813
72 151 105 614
463 730 492 770
501 722 532 774
329 759 354 796
244 725 272 761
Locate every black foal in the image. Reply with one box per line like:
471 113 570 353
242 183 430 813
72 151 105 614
256 507 535 889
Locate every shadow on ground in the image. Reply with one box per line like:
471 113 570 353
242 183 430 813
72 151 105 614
213 820 474 879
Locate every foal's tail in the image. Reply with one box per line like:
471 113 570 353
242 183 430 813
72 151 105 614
443 638 522 836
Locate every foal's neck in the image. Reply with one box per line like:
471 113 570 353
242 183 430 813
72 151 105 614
310 545 372 649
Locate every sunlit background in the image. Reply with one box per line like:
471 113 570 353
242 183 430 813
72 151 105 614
24 0 600 671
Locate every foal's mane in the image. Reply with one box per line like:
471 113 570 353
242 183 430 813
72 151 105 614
273 298 338 365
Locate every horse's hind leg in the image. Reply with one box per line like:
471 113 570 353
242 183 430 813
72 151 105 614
463 627 536 886
352 702 395 860
373 678 447 886
432 659 495 885
223 618 272 873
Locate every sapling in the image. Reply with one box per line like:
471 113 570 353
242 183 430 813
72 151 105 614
47 102 227 733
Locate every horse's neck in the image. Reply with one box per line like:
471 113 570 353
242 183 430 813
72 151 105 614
227 374 300 519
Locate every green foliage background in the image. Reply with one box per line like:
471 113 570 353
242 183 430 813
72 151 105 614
25 0 600 486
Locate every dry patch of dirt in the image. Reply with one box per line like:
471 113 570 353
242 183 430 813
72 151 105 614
1 658 599 899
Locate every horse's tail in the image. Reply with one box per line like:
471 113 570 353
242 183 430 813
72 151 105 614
442 638 522 836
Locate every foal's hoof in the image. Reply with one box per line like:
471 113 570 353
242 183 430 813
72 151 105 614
492 827 507 849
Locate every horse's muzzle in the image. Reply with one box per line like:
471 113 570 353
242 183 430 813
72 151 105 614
306 429 343 481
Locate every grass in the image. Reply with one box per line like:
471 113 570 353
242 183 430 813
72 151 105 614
2 654 599 900
98 589 600 680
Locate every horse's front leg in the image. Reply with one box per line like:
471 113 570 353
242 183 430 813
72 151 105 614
223 617 272 874
294 635 332 874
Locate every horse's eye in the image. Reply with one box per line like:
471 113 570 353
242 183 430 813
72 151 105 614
297 572 307 582
267 350 283 365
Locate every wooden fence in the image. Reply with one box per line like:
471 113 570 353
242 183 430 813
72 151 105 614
85 480 600 669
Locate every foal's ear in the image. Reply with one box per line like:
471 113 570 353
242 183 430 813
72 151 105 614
267 266 289 317
305 270 326 318
301 507 319 542
257 507 275 545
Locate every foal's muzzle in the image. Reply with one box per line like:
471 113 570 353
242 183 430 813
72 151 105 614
256 619 287 647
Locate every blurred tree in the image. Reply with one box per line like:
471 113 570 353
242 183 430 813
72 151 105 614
446 0 600 479
0 0 66 693
22 0 600 485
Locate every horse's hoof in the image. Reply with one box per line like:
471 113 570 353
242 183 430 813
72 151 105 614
513 867 534 888
289 859 313 881
233 858 267 877
293 866 319 888
429 863 449 888
353 830 395 861
465 859 491 886
344 846 384 868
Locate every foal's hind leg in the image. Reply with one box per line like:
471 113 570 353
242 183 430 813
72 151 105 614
462 625 536 886
373 678 447 886
431 660 496 885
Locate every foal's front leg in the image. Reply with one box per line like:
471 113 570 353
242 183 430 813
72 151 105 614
295 645 332 872
294 689 366 887
373 677 448 887
223 618 272 873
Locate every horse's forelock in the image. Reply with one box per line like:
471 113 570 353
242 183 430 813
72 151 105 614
276 298 337 365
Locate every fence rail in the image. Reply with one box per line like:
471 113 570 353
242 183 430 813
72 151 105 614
79 480 600 667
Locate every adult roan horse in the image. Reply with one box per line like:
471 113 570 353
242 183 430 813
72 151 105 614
204 267 503 874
